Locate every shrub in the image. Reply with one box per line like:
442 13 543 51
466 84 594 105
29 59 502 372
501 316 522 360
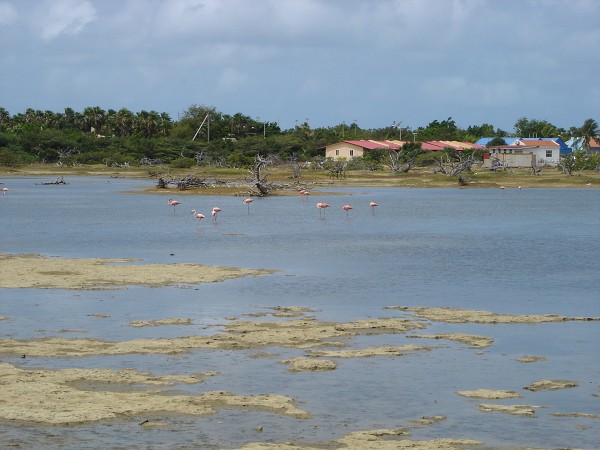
170 157 196 169
0 147 31 167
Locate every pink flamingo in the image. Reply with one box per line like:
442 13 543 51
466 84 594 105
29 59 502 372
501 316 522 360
317 202 330 218
369 201 378 214
211 206 222 222
299 189 310 200
191 210 205 222
2 187 7 196
342 204 353 219
243 198 253 214
168 198 181 214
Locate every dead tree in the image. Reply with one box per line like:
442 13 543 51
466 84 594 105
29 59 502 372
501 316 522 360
56 147 76 167
328 161 347 179
248 154 275 196
558 154 576 175
288 155 302 179
530 163 544 175
489 156 505 171
389 151 413 174
194 150 205 166
433 152 476 176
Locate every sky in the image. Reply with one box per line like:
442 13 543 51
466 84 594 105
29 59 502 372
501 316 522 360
1 0 598 133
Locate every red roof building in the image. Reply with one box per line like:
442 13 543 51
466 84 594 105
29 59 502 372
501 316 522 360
420 141 483 151
325 140 405 160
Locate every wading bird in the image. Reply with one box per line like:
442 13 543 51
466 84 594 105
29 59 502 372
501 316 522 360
243 198 253 214
369 201 378 214
211 206 222 222
342 204 353 219
191 210 205 221
317 202 329 218
168 198 181 213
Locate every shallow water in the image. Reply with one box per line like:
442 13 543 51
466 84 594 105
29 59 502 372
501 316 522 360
1 176 599 449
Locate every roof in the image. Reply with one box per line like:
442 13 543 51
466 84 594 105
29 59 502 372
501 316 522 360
342 140 403 150
517 139 559 147
421 141 483 151
476 137 521 146
487 144 540 150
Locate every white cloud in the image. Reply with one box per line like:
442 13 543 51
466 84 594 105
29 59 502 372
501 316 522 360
33 0 96 40
1 0 598 131
0 2 17 25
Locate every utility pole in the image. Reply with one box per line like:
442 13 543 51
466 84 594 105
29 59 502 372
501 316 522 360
192 113 210 141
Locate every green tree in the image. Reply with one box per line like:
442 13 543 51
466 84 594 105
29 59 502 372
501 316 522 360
486 137 507 147
513 117 558 138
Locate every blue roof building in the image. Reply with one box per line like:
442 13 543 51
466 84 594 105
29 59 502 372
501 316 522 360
476 137 571 154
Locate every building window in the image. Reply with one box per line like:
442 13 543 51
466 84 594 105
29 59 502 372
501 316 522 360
350 150 354 156
335 150 339 156
546 150 552 158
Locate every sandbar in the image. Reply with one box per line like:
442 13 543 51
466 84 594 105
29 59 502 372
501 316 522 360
280 357 337 372
308 344 431 358
0 363 308 424
456 389 521 399
408 333 494 348
0 316 427 357
236 428 481 450
386 305 600 323
523 379 579 391
478 403 543 417
0 253 273 290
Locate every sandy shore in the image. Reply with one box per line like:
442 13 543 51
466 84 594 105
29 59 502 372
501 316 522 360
2 163 599 191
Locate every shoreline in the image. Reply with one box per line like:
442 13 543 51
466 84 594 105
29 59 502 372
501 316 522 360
1 163 599 191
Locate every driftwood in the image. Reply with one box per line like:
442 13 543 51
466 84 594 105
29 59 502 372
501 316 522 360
36 176 69 185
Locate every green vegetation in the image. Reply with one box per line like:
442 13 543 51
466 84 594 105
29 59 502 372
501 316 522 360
0 105 598 177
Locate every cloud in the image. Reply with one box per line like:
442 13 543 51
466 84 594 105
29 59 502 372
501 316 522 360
0 2 17 25
1 0 598 131
32 0 96 40
418 76 520 107
216 68 248 93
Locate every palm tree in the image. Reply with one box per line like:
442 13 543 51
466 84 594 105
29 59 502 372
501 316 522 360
579 118 599 153
0 107 10 131
115 108 134 137
82 106 105 134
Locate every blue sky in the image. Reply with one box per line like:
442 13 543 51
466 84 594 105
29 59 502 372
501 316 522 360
1 0 598 132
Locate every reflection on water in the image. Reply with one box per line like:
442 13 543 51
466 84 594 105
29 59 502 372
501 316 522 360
1 176 599 449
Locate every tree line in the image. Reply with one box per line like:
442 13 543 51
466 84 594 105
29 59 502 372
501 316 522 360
0 104 598 171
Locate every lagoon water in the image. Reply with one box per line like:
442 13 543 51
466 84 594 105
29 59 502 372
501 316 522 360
1 176 599 449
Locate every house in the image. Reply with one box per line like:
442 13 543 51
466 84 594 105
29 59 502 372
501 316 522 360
325 139 483 160
482 139 561 168
565 137 600 154
477 137 569 154
325 140 404 160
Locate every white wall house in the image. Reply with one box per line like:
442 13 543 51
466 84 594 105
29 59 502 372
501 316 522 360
483 139 561 168
325 140 403 160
